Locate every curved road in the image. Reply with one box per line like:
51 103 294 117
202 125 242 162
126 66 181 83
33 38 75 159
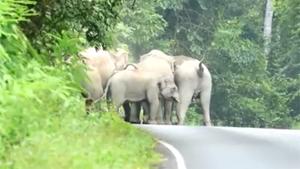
137 125 300 169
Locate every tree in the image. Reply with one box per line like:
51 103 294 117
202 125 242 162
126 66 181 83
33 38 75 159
263 0 274 56
21 0 124 51
115 0 184 59
269 0 300 122
117 0 299 128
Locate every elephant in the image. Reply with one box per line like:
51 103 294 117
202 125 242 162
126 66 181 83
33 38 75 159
126 50 177 124
104 67 179 124
174 56 212 126
139 50 175 72
122 52 212 126
79 47 128 112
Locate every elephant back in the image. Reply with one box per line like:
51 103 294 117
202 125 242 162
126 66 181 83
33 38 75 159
139 50 175 76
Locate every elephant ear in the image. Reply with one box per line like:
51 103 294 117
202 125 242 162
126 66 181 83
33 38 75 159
197 62 204 77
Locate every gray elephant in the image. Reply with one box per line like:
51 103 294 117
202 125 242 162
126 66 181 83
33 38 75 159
79 47 128 111
127 50 177 124
104 68 179 124
174 56 212 126
129 53 213 126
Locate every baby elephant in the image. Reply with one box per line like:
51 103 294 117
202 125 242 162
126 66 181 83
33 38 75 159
104 69 179 124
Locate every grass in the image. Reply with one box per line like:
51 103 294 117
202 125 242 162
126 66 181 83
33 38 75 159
1 113 161 169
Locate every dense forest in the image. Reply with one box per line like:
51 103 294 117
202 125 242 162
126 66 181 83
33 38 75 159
0 0 299 168
116 0 300 128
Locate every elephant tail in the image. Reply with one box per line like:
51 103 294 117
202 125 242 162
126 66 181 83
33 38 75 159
102 78 111 101
100 75 114 111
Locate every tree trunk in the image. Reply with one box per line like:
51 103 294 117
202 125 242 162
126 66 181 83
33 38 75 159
263 0 273 56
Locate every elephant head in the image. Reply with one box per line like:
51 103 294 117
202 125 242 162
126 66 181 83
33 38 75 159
158 76 179 102
110 48 129 70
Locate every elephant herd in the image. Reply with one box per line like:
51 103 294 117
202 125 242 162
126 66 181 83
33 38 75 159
79 47 212 126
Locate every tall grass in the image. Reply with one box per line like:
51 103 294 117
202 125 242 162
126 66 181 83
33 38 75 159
1 113 160 169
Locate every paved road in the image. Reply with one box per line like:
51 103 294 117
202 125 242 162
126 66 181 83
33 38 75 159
137 125 300 169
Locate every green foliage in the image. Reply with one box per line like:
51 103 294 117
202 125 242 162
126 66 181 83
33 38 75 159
1 113 160 169
21 0 124 51
202 0 298 128
269 0 300 120
116 0 184 58
0 0 83 158
39 30 86 65
270 0 300 77
1 1 160 168
209 19 266 74
117 0 299 128
0 0 39 71
185 104 203 125
204 17 291 127
211 75 293 128
0 61 84 147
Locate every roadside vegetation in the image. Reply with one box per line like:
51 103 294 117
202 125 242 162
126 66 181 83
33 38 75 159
0 1 159 168
2 113 159 169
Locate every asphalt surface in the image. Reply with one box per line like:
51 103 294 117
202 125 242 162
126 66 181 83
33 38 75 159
137 125 300 169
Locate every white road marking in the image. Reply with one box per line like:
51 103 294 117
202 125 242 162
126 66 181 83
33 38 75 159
159 140 187 169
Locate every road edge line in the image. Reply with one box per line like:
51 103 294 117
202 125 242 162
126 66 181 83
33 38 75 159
158 140 187 169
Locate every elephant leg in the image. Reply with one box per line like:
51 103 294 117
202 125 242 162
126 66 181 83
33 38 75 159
112 97 125 117
200 89 212 126
129 102 141 123
115 104 121 114
176 89 193 125
123 102 131 122
156 99 164 124
147 97 159 125
141 101 150 123
147 87 160 124
164 100 173 125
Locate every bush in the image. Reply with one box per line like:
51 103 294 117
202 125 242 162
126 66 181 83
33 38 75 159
0 1 160 168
